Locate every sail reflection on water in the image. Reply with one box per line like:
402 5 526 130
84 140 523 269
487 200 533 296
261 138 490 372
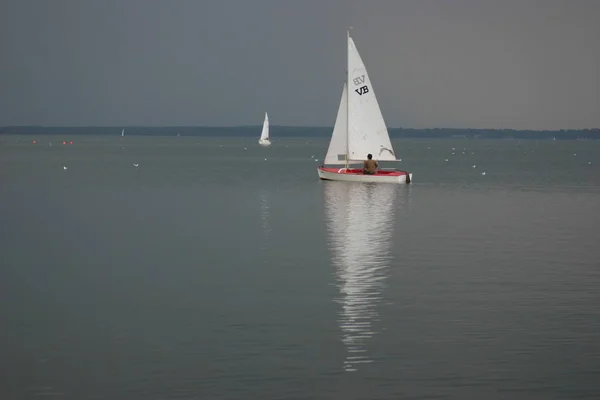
324 182 401 372
260 191 271 250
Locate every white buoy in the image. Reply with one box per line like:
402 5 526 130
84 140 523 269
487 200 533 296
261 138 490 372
63 166 67 170
472 164 476 168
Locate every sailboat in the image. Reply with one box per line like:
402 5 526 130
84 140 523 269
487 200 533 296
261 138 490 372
325 181 402 371
258 112 271 146
121 129 125 137
317 30 412 184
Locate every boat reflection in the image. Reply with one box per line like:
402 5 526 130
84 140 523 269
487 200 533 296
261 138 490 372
260 191 271 250
324 181 403 372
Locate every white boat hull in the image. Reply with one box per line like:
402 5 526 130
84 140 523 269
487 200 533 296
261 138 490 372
317 167 412 184
258 139 271 146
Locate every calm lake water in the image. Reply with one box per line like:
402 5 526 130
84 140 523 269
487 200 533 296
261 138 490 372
1 135 599 399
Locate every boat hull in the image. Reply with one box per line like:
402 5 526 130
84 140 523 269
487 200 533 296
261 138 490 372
258 140 271 146
317 167 412 184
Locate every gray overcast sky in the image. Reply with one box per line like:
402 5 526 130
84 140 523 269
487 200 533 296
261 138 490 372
1 0 598 129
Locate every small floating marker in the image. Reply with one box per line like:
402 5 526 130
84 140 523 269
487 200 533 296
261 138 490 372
32 140 36 144
69 141 73 145
452 147 455 150
63 166 67 170
264 158 267 161
481 172 486 176
62 141 66 145
314 159 319 162
244 147 247 150
588 161 591 164
133 163 139 167
573 153 577 156
444 159 449 162
472 164 476 168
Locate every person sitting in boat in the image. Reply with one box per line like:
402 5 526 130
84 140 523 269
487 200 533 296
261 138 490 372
363 154 378 175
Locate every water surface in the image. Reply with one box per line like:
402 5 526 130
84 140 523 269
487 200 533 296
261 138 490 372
1 135 599 399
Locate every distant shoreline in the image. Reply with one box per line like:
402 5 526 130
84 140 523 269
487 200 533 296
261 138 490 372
1 126 599 140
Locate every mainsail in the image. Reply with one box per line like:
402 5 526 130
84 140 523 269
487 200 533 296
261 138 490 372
323 32 397 165
259 112 270 142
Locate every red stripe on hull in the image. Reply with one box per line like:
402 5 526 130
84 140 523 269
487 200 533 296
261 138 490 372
318 167 408 177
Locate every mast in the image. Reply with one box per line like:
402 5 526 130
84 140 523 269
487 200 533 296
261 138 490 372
345 28 351 169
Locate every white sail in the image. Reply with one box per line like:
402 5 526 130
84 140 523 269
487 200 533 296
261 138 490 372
324 83 352 165
259 112 270 142
347 37 396 161
121 129 124 137
325 182 401 371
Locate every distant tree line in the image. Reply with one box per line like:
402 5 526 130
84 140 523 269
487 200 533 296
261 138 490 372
1 126 598 140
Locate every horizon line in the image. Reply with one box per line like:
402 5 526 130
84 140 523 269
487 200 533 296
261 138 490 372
1 125 599 132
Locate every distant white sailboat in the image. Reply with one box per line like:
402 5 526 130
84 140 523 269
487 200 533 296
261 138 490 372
317 30 412 184
258 112 271 146
121 129 125 137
